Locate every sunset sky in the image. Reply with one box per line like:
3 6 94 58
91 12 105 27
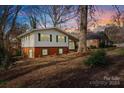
92 5 124 31
16 5 124 32
61 5 124 32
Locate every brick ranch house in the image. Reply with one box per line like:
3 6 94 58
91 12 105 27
18 28 78 58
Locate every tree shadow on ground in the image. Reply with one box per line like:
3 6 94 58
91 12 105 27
27 55 124 88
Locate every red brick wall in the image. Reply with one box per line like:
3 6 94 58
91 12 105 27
35 47 41 57
63 47 69 54
48 48 58 55
22 47 69 58
34 47 69 58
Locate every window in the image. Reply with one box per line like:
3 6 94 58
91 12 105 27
26 36 28 40
27 35 30 40
65 36 66 42
38 34 52 42
50 34 52 42
25 36 28 40
38 33 41 41
42 49 48 56
41 34 50 41
58 35 65 42
58 48 63 54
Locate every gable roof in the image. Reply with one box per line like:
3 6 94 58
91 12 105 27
17 27 79 41
87 32 102 40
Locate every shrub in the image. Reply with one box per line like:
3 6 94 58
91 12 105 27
99 42 105 48
16 50 21 56
90 45 96 49
0 46 12 70
0 80 7 85
84 49 108 67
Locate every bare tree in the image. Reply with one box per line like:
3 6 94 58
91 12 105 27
0 6 11 64
25 6 39 29
5 6 22 50
104 24 119 43
76 6 97 31
24 6 77 29
47 5 76 28
77 5 88 54
0 5 22 68
0 6 11 48
35 6 48 28
112 6 122 27
28 14 37 29
39 13 47 28
112 5 124 27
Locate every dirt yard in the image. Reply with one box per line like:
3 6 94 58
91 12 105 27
0 48 124 88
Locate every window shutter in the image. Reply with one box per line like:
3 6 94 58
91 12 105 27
38 33 40 41
56 35 58 42
65 36 66 42
50 34 52 42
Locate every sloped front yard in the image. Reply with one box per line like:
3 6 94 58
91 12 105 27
0 52 87 87
0 48 124 88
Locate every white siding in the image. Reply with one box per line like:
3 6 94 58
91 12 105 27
21 30 69 48
21 33 35 47
34 30 69 47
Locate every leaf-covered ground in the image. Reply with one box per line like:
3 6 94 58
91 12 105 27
0 48 124 88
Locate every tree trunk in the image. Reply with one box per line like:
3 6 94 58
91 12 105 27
0 26 4 48
77 5 88 54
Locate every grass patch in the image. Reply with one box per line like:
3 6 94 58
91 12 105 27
118 48 124 56
110 48 124 56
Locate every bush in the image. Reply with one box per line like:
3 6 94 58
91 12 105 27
99 41 116 48
90 45 96 49
99 42 105 48
0 46 12 70
15 50 21 56
84 49 108 67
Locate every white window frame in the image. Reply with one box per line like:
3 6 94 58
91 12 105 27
42 49 48 56
58 35 65 42
58 48 63 54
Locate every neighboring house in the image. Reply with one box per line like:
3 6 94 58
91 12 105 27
69 32 111 48
18 28 78 58
87 32 112 48
87 32 101 48
7 29 24 56
68 32 101 48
